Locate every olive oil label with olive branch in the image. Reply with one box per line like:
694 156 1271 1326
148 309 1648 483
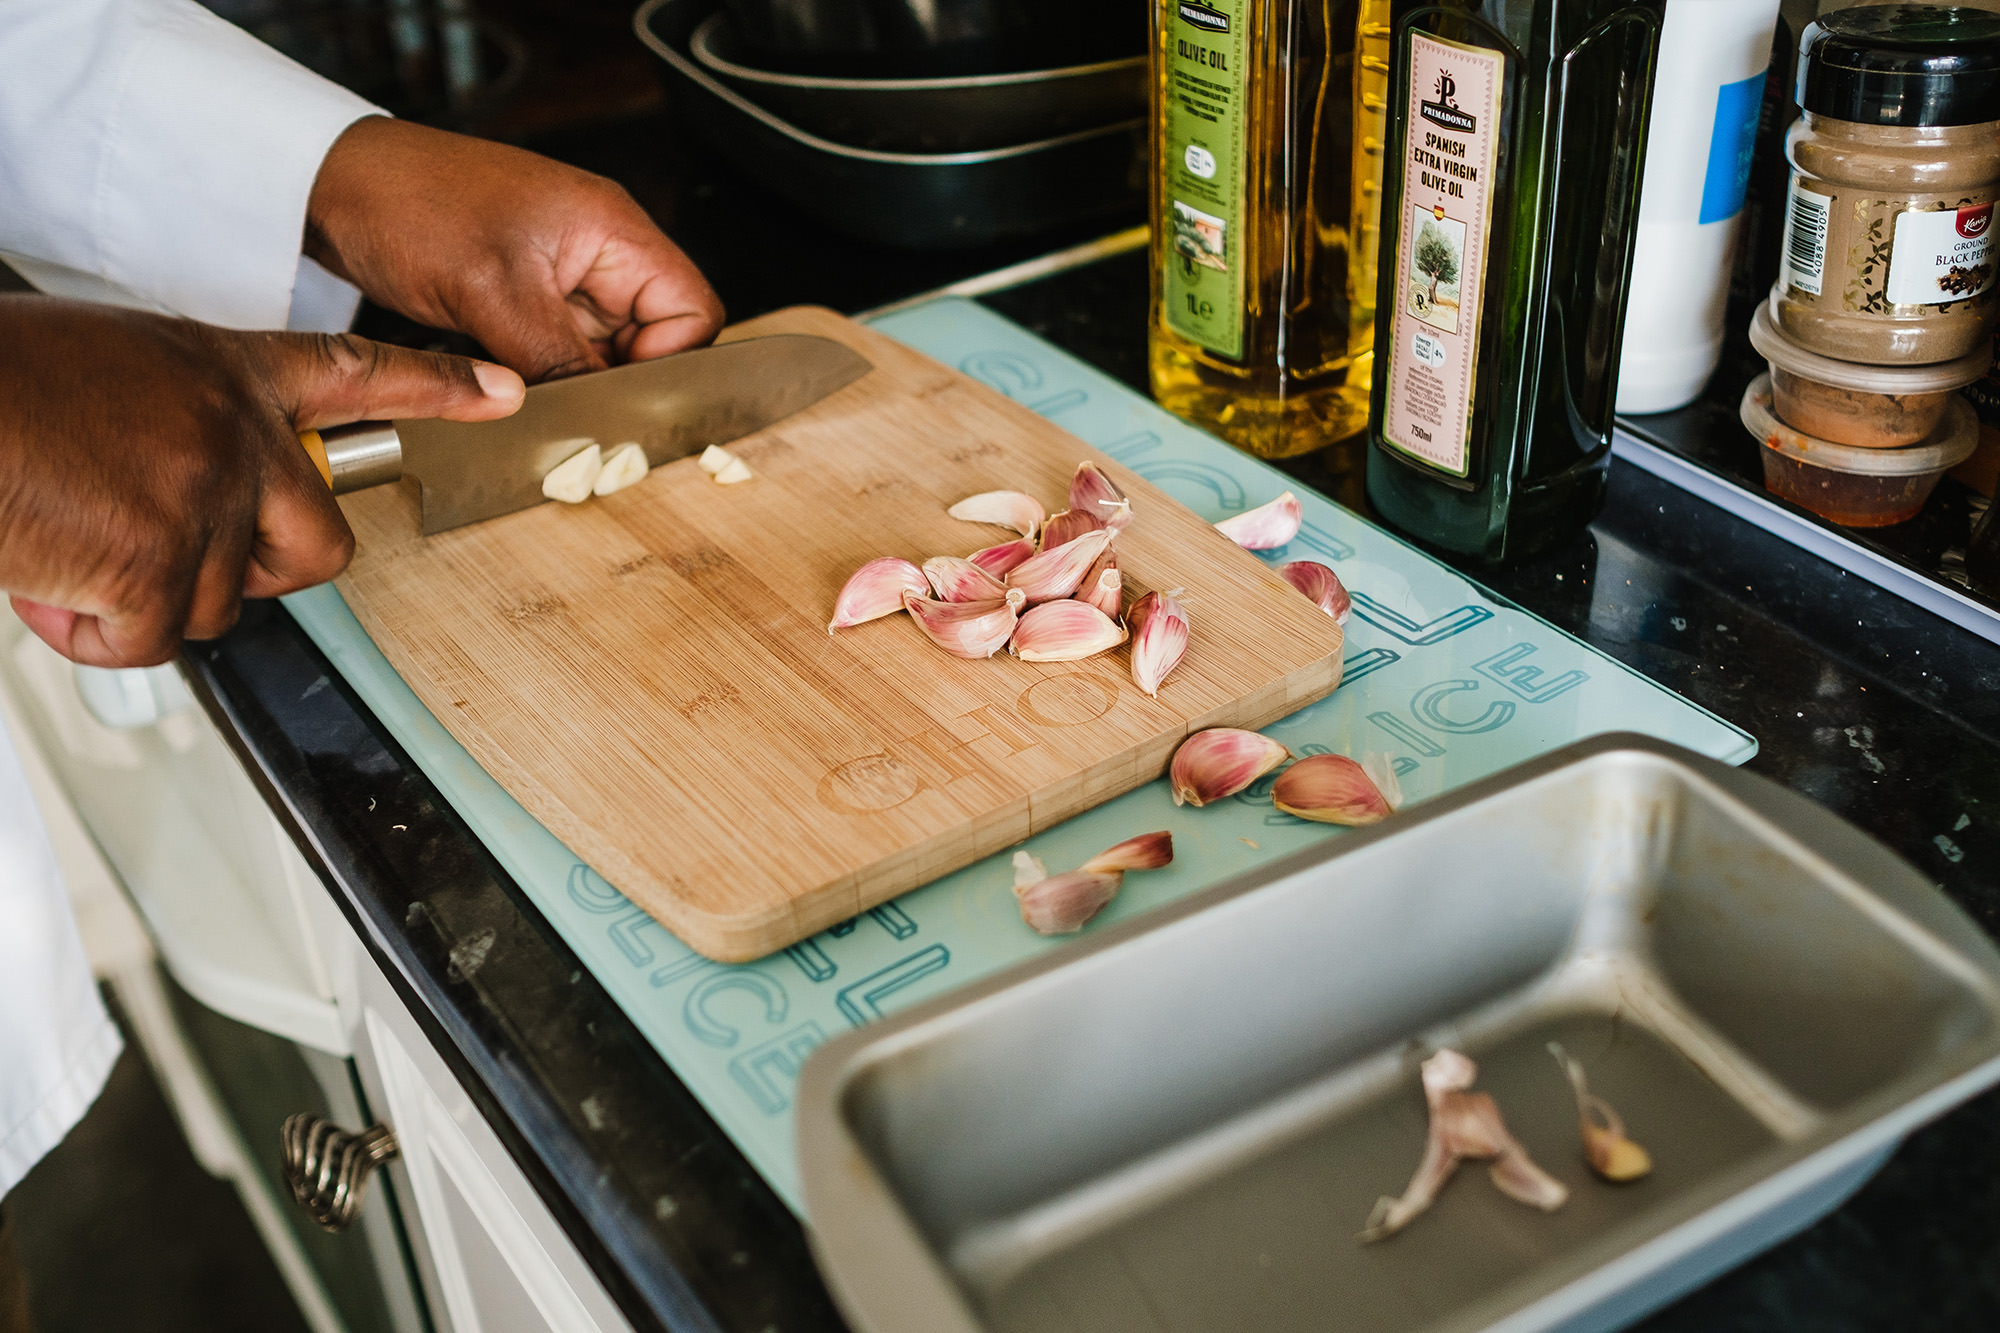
1162 0 1248 358
1382 33 1502 479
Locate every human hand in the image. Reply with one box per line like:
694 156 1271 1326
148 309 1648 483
304 117 725 383
0 296 525 667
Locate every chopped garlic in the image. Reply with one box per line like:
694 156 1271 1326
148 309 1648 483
713 455 755 485
593 442 649 496
541 443 602 503
697 444 736 475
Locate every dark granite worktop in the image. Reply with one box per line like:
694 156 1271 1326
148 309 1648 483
185 116 2000 1332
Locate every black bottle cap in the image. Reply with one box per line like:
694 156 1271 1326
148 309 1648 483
1799 5 2000 127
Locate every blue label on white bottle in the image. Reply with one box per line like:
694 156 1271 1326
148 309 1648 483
1698 69 1767 225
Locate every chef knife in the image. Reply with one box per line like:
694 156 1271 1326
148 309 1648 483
297 333 871 535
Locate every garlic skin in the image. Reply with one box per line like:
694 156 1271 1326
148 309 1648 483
1015 869 1124 935
541 443 602 503
1079 566 1123 621
1549 1043 1653 1183
1276 560 1352 624
697 444 736 475
1272 753 1395 825
1039 507 1106 552
1359 753 1405 812
1081 831 1172 874
713 455 755 484
1070 461 1133 532
922 555 1009 603
1169 728 1289 807
1011 850 1049 890
1215 491 1303 550
949 490 1044 540
592 442 649 496
902 590 1019 659
1011 599 1127 662
969 537 1037 579
1128 589 1190 698
1007 528 1112 603
828 558 929 633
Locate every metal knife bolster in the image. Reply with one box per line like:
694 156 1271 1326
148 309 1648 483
316 422 404 494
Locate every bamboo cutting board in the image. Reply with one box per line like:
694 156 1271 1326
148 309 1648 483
335 306 1344 961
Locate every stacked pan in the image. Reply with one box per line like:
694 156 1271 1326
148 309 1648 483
634 0 1147 249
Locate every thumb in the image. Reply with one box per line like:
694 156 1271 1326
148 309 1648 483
254 331 525 430
461 286 607 383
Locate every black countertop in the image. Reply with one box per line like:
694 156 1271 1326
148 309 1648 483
186 114 2000 1333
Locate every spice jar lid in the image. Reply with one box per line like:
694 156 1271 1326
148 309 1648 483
1799 5 2000 128
1742 374 1980 475
1750 300 1996 391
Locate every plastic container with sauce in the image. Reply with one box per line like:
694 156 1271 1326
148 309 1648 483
1748 300 1992 446
1742 372 1978 525
1772 6 2000 365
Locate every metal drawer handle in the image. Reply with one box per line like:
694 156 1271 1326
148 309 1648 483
281 1113 399 1232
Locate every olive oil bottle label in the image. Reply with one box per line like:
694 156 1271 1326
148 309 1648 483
1162 0 1248 359
1382 33 1503 479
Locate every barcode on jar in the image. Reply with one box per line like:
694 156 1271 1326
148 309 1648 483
1782 183 1830 297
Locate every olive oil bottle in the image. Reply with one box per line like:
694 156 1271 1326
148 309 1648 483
1366 0 1664 561
1148 0 1392 460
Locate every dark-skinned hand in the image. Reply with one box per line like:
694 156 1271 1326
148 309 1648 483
305 116 725 383
0 296 524 668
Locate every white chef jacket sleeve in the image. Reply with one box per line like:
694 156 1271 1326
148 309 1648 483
0 0 383 330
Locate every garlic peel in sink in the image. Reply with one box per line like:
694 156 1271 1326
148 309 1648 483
1550 1043 1652 1183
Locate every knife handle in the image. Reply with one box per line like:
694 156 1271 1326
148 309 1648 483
297 422 404 495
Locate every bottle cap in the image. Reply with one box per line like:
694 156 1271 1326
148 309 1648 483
1799 5 2000 127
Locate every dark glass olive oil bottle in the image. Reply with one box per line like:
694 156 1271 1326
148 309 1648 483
1366 0 1665 561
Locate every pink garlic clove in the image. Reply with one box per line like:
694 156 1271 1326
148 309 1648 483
901 590 1019 659
922 555 1009 603
1215 491 1303 550
1081 831 1173 874
969 537 1038 579
828 557 929 633
1272 753 1395 825
948 490 1045 540
1039 507 1106 552
1128 589 1190 698
1007 528 1112 604
1015 868 1124 934
1276 560 1352 624
1069 461 1133 532
1079 567 1124 621
1011 599 1128 662
1168 727 1289 807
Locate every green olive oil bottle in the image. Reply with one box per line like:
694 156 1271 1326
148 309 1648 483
1366 0 1665 561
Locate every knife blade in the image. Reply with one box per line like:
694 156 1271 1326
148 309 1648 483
299 333 872 535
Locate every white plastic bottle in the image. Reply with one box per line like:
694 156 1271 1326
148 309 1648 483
1616 0 1784 414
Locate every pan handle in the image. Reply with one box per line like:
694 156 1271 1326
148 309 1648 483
297 423 403 494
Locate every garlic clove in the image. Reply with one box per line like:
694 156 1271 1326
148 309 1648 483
1168 727 1289 807
1015 868 1124 934
1359 753 1405 813
1272 753 1395 825
1011 850 1049 890
697 444 736 475
592 442 649 496
714 455 755 484
1549 1043 1653 1183
969 537 1038 579
1127 589 1190 698
902 590 1019 659
1215 490 1303 550
1070 461 1133 532
1010 599 1127 662
541 442 602 503
1275 560 1352 624
922 555 1009 603
1081 831 1172 874
949 490 1045 540
1079 566 1124 621
1007 528 1112 603
828 557 929 633
1039 506 1105 553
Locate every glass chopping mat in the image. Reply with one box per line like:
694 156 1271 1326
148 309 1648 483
286 297 1756 1213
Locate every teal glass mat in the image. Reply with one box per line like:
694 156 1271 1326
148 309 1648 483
286 297 1755 1214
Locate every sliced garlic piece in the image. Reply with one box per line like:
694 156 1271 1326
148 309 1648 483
922 555 1008 603
1168 728 1289 807
1007 528 1111 604
828 557 928 633
1215 490 1303 550
948 490 1045 540
902 590 1019 659
1272 753 1395 826
1276 560 1352 624
592 442 649 496
1011 599 1127 662
697 444 736 475
1070 461 1132 532
713 456 755 484
1127 589 1190 698
541 443 602 503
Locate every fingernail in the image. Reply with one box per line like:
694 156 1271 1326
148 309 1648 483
474 361 524 402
